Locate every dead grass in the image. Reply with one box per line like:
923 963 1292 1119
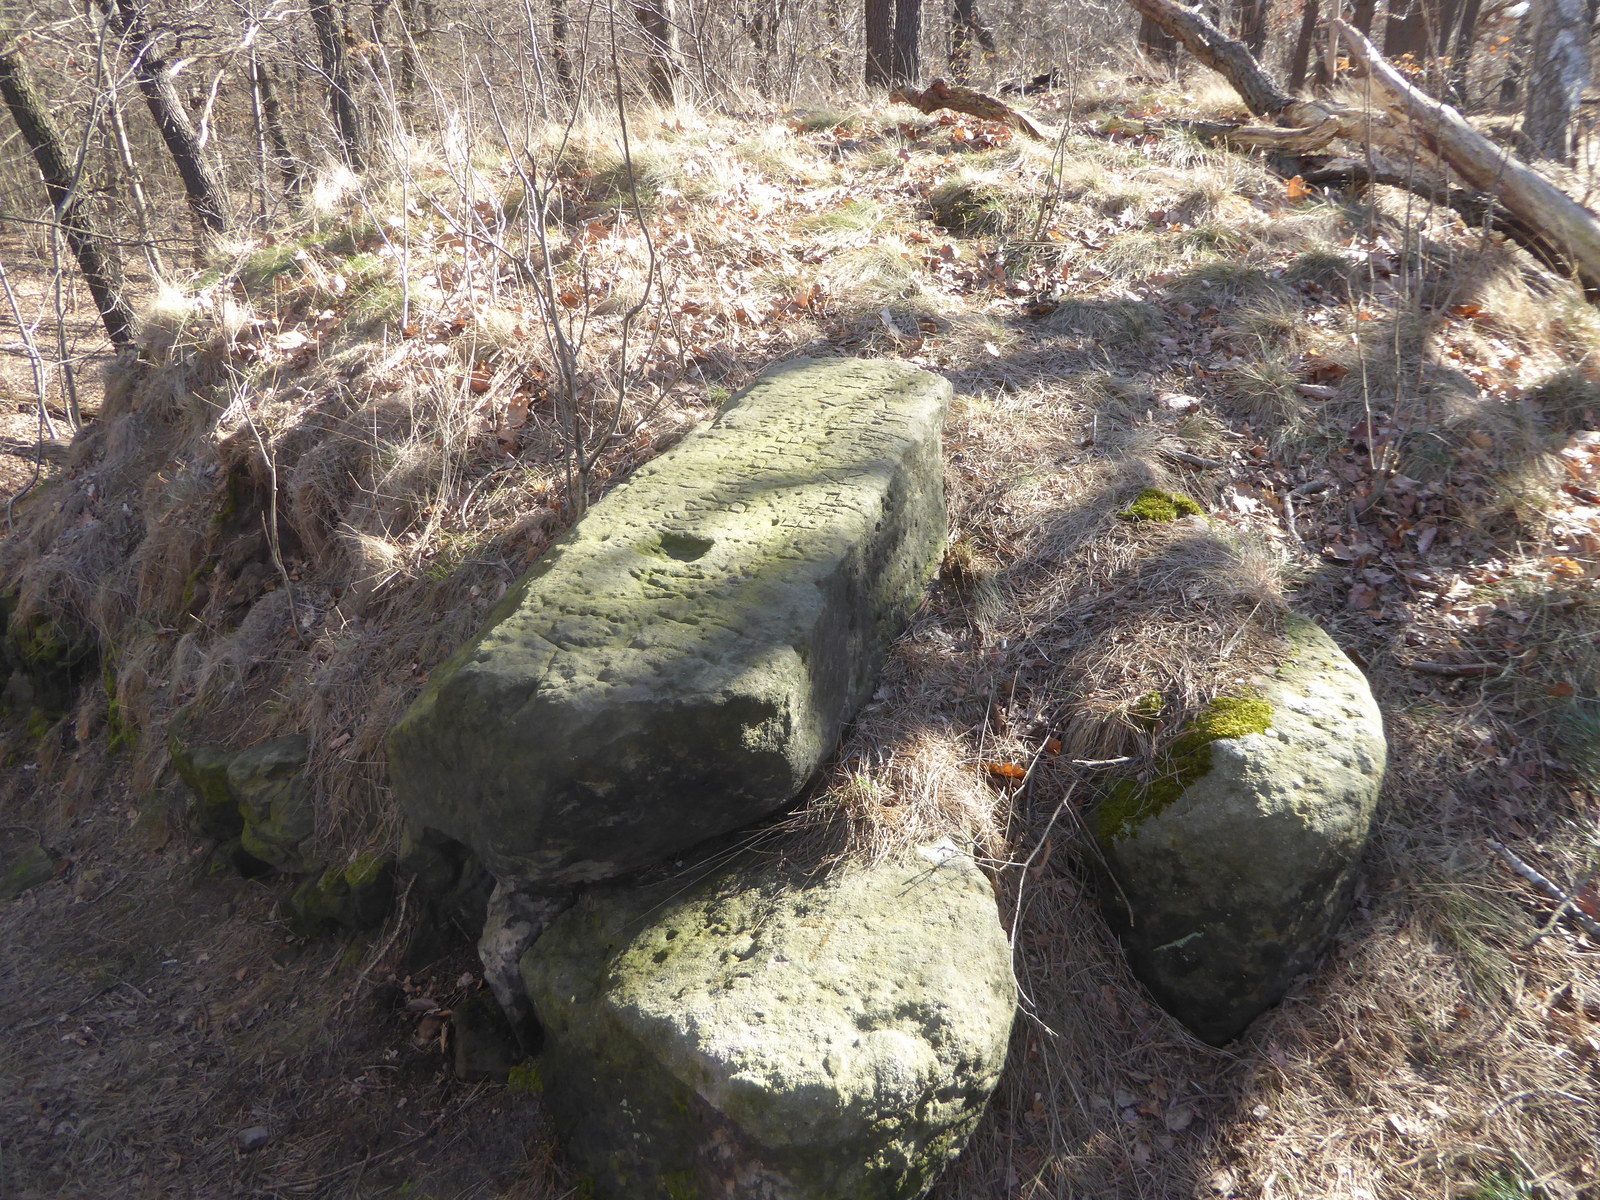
4 78 1600 1200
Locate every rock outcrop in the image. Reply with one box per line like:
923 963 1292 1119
388 357 953 889
1092 616 1386 1044
522 841 1015 1200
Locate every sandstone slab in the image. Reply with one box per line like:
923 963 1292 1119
1092 617 1386 1044
521 841 1014 1200
388 358 952 888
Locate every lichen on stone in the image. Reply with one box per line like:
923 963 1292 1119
1119 487 1204 522
1095 694 1274 842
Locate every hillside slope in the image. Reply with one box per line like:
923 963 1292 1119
3 79 1598 1199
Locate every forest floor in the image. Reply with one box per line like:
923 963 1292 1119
2 73 1599 1199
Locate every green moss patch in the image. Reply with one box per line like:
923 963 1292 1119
1119 487 1203 522
1094 694 1273 842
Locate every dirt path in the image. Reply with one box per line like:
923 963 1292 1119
0 781 562 1198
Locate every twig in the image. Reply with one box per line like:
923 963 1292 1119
1282 478 1329 550
1067 755 1140 767
1409 661 1499 677
1159 446 1226 470
1488 838 1600 939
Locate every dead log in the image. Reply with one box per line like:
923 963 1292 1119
1120 0 1600 296
1334 18 1600 296
1300 155 1589 288
890 79 1058 140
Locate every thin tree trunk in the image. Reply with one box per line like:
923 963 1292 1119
550 0 573 94
865 0 893 87
634 0 680 103
0 42 135 347
310 0 366 168
949 0 996 80
1523 0 1588 161
255 60 305 204
1289 0 1321 91
1446 0 1482 101
892 0 920 82
1141 12 1183 64
99 30 164 278
1238 0 1269 53
101 0 229 235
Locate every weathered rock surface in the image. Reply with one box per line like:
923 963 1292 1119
522 841 1014 1200
388 357 953 888
1093 617 1386 1044
1 840 60 901
170 735 317 874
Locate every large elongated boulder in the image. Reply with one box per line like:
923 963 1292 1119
521 841 1015 1200
388 358 952 888
1091 617 1386 1044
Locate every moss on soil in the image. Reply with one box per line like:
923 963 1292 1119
1119 487 1204 522
1094 694 1273 842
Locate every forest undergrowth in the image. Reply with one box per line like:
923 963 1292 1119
2 68 1598 1199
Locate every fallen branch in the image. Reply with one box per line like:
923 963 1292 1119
1489 838 1600 939
1334 19 1600 296
1408 660 1500 676
890 79 1058 141
1299 155 1588 286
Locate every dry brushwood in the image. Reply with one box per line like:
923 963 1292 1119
1120 0 1600 295
889 78 1058 141
1333 18 1600 297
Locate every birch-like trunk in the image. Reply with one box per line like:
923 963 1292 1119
1523 0 1589 162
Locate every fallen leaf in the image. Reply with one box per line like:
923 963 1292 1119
1165 1104 1195 1132
1286 175 1311 200
1347 583 1379 610
984 761 1028 780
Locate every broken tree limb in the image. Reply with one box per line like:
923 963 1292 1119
1124 0 1295 117
1100 113 1341 154
1300 154 1591 287
890 79 1058 140
1119 0 1417 160
1489 838 1600 940
1335 18 1600 296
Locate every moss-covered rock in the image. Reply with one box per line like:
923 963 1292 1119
1119 487 1203 522
170 738 244 839
1091 616 1386 1044
522 841 1014 1200
282 854 396 936
389 358 953 890
230 736 313 872
2 841 60 900
1094 694 1274 842
0 600 98 722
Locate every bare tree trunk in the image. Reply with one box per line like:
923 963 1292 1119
1128 0 1295 114
101 0 229 235
0 42 135 347
1289 0 1321 91
892 0 920 82
1238 0 1269 53
550 0 573 94
1523 0 1588 162
635 0 680 103
1446 0 1483 101
1141 12 1183 64
949 0 997 81
256 62 306 203
310 0 366 168
98 29 164 278
865 0 893 87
